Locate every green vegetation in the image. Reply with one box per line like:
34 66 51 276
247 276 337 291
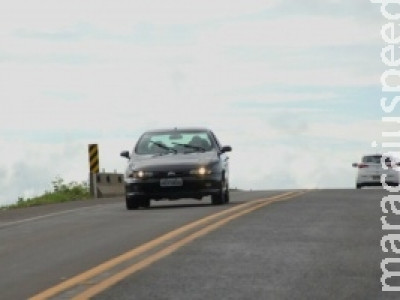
2 177 90 210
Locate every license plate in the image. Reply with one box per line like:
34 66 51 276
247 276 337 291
160 178 183 187
372 176 380 181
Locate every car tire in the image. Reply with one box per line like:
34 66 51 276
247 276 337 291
126 196 140 210
141 198 151 208
356 184 362 189
225 188 230 204
212 177 228 205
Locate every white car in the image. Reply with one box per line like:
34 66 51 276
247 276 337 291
352 154 400 189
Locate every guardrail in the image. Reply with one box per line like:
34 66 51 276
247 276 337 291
90 172 125 198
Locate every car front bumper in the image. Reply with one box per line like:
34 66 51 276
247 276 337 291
125 174 222 200
358 181 399 187
357 174 399 187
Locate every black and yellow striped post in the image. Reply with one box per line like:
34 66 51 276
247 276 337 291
88 144 99 197
88 144 99 174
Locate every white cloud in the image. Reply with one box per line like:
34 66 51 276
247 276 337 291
0 116 391 206
0 0 279 32
0 139 85 205
0 0 385 205
199 15 379 48
305 119 397 144
229 142 360 190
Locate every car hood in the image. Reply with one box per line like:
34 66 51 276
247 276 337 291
129 151 219 171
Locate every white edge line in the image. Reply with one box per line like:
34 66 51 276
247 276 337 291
0 205 106 228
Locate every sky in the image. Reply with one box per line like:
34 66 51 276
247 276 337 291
0 0 393 205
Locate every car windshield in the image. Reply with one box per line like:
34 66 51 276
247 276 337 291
135 131 214 155
362 155 393 164
362 155 381 164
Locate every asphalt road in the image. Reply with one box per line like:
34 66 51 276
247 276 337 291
0 189 398 299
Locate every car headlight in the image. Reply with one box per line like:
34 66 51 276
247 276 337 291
128 170 154 179
190 166 212 175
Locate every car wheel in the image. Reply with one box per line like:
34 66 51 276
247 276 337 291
126 196 140 210
225 188 230 204
141 198 151 208
224 182 230 204
212 177 227 205
356 184 362 189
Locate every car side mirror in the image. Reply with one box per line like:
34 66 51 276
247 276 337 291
352 163 358 168
221 145 232 153
120 151 130 159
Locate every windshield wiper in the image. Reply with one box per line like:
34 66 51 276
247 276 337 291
149 141 177 154
172 142 205 152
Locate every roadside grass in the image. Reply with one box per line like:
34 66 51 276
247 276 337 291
1 177 91 210
0 180 242 211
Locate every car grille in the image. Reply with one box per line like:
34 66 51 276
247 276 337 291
126 179 217 193
151 171 189 178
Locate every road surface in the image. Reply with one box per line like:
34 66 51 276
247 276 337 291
0 189 397 299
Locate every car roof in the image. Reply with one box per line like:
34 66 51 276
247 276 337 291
143 127 213 134
362 154 397 157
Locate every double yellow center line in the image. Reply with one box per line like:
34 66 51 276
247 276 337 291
30 190 306 299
